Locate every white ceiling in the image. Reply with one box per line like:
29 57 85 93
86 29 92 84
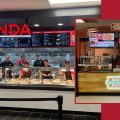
0 0 101 11
0 0 51 11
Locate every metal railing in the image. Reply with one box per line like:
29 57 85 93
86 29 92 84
0 95 63 120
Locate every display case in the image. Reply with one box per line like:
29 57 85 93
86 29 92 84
0 34 75 91
78 56 113 72
0 67 74 91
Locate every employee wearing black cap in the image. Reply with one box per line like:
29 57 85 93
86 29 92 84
40 59 53 79
63 60 74 81
33 55 44 67
0 55 14 78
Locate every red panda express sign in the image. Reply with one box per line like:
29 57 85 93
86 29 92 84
0 24 31 36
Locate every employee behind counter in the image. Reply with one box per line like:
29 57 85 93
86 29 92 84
33 55 44 67
19 61 32 80
63 61 74 81
40 59 53 80
0 55 14 79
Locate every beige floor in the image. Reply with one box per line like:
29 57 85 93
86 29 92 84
76 96 120 103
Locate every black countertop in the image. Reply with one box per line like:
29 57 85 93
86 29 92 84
0 84 74 91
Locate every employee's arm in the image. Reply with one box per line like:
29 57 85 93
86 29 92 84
40 71 47 76
47 71 52 76
19 71 23 79
71 72 74 81
19 69 25 79
0 62 3 67
33 61 36 67
63 72 66 80
11 62 14 67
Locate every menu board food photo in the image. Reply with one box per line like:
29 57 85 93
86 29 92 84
89 33 114 47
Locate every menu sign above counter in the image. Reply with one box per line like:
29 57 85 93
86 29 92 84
0 37 31 47
32 31 75 47
31 33 44 46
0 31 75 48
44 32 69 46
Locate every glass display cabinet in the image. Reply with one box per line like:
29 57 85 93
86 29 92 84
78 56 113 72
0 67 74 88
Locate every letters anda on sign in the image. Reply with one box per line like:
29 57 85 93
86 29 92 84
0 24 31 35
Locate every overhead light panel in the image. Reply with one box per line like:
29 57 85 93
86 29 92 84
48 0 100 4
58 23 63 26
34 24 40 27
48 0 101 7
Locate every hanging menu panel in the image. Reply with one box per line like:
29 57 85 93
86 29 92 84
31 33 44 46
56 33 70 46
0 37 18 47
44 33 56 46
18 37 31 47
31 31 71 47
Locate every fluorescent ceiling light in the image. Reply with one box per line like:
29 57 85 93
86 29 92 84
48 0 100 4
48 0 101 7
58 23 63 26
34 24 40 27
76 19 85 23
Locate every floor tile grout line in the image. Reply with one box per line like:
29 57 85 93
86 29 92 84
1 111 12 120
37 112 44 120
49 112 53 120
12 111 23 120
24 112 33 120
0 110 6 116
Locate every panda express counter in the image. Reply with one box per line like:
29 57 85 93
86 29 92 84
0 67 74 91
0 30 75 91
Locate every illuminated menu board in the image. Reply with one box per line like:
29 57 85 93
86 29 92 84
32 31 75 47
31 33 44 46
0 37 18 47
89 33 114 47
18 37 31 47
44 33 56 46
44 32 70 46
0 31 75 47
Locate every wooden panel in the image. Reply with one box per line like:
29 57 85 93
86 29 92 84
78 73 120 92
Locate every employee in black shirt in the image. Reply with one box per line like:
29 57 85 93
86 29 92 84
40 59 52 79
33 55 44 67
63 61 74 81
0 55 14 78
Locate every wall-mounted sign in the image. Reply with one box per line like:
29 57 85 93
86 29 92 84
0 24 31 36
89 33 114 48
106 76 120 89
32 31 75 47
111 23 120 31
0 30 75 48
70 31 75 46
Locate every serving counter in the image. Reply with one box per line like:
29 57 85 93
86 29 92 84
76 55 120 95
0 67 74 91
77 56 113 72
